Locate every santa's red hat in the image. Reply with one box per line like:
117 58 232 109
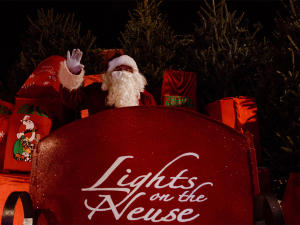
107 55 139 73
21 115 30 122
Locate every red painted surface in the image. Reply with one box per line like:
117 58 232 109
3 97 52 172
258 167 271 194
31 106 256 225
282 172 300 225
0 173 30 225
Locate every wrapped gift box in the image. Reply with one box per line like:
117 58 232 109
161 70 197 109
3 98 52 172
205 97 261 163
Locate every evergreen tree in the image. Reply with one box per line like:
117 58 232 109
3 9 103 102
193 0 268 104
120 0 179 88
260 0 300 179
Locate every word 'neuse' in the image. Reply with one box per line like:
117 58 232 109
81 152 213 223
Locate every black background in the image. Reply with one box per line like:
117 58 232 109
0 0 284 75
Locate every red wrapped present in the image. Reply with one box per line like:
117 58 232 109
281 172 300 225
205 97 261 163
0 99 14 169
161 70 197 109
3 97 52 172
0 99 13 143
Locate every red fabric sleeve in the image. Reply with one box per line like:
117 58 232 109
140 90 157 106
60 73 104 112
60 85 86 111
60 83 109 117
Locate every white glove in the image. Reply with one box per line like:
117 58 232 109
66 49 84 74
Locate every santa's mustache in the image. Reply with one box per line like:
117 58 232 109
101 70 147 107
111 71 124 81
102 70 146 91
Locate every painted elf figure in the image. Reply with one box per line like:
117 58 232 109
58 49 156 115
13 115 37 162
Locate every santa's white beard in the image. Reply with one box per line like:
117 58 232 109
101 70 147 108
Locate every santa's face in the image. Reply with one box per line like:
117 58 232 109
101 67 147 108
114 65 133 73
23 119 34 130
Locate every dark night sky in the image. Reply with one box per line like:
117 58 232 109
0 0 284 76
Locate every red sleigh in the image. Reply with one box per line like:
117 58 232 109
1 107 284 225
0 56 285 225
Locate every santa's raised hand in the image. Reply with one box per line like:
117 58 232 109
66 49 84 75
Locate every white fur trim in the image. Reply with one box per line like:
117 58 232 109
58 61 84 91
107 55 138 73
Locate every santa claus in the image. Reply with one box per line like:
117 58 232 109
13 115 37 162
58 49 156 116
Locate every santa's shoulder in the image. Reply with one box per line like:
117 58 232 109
141 90 157 106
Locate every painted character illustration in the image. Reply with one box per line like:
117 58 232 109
13 115 37 162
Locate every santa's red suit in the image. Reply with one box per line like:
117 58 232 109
57 55 157 117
